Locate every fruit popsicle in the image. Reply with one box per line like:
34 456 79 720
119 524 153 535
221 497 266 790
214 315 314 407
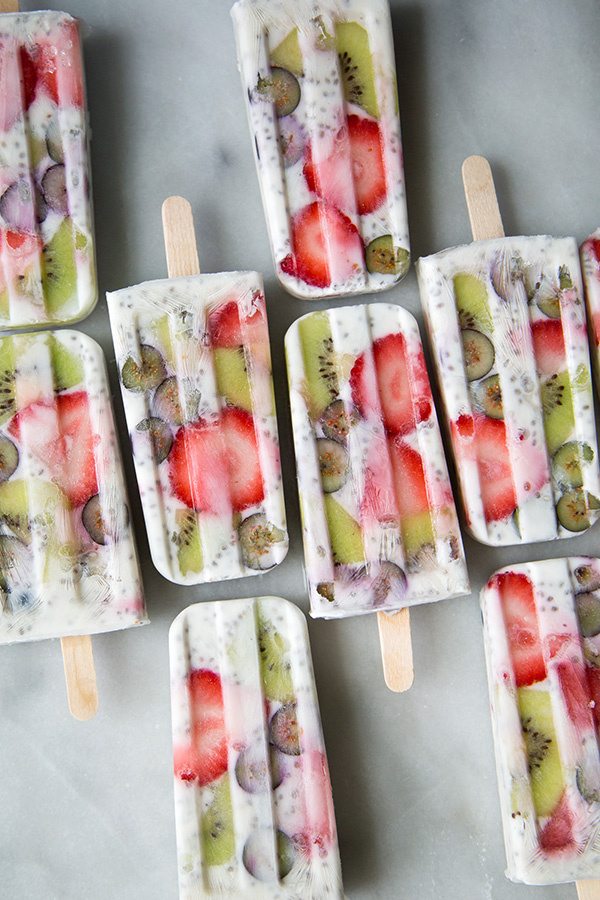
170 596 344 899
285 302 469 618
231 0 409 299
107 208 287 584
481 558 600 885
0 10 96 328
581 229 600 390
0 330 146 644
418 236 600 546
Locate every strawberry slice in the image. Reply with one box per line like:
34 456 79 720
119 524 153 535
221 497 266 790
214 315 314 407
8 391 98 506
494 571 546 687
388 441 430 519
556 661 595 731
470 416 517 522
586 667 600 729
303 116 387 215
592 311 600 348
531 319 566 378
539 793 576 854
19 43 59 107
207 296 267 349
168 407 265 513
280 201 363 289
173 669 228 786
349 333 432 436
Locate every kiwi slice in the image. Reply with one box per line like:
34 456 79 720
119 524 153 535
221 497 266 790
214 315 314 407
478 373 503 419
269 28 303 77
153 376 199 425
0 534 30 611
201 776 235 867
0 289 9 320
316 582 335 602
541 372 575 455
257 67 300 117
0 479 67 545
317 437 349 492
557 489 598 533
401 509 435 558
121 344 166 393
0 337 15 425
320 399 357 443
575 592 600 638
461 329 494 380
518 688 564 817
0 435 18 483
335 22 379 119
574 564 600 592
576 766 600 804
323 495 364 564
239 513 285 571
213 347 252 412
41 218 78 314
173 509 202 576
552 441 594 489
269 702 301 755
258 617 294 702
48 334 83 391
46 115 64 163
136 416 173 464
365 236 410 277
536 285 561 319
297 313 338 419
242 829 296 881
454 273 492 332
150 314 176 368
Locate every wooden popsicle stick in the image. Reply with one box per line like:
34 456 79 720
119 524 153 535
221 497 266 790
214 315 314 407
576 881 600 900
61 635 98 721
377 608 414 691
162 196 200 277
0 1 19 12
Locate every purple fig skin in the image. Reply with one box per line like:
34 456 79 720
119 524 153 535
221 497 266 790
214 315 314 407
41 164 68 216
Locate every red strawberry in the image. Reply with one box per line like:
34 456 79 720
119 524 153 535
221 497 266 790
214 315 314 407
168 407 265 513
471 416 517 522
556 661 595 731
207 296 267 349
350 333 432 436
19 43 59 107
586 667 600 728
494 571 545 687
531 319 566 378
539 794 576 854
173 669 228 786
389 441 430 518
8 391 98 506
279 201 364 289
592 312 600 348
589 237 600 265
303 116 387 215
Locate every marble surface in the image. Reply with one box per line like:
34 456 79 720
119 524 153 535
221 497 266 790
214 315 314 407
1 1 599 898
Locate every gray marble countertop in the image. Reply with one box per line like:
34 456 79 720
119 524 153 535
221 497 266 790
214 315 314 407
1 1 598 898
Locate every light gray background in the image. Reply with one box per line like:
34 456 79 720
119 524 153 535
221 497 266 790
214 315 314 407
0 0 598 897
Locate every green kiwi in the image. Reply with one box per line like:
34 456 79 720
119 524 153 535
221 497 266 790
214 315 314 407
0 337 16 425
574 564 600 592
478 373 503 419
239 513 285 570
454 273 493 332
335 21 379 119
201 776 235 867
153 376 199 425
297 313 338 419
213 347 252 412
576 766 600 804
517 688 564 818
316 582 335 602
323 495 364 564
121 345 167 393
317 438 349 493
556 489 599 533
401 509 435 558
575 592 600 638
29 133 48 169
541 372 575 455
42 219 78 314
257 68 300 117
365 236 410 277
150 314 176 369
269 28 303 77
461 329 495 380
173 509 202 576
0 479 67 545
536 285 561 319
0 435 18 483
136 417 173 464
552 441 594 489
48 334 83 391
258 616 294 702
320 399 357 443
0 288 9 320
46 115 64 163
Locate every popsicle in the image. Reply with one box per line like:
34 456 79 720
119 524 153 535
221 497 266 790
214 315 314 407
231 0 409 300
581 229 600 391
107 198 288 584
285 302 470 687
0 329 146 716
481 557 600 892
0 3 96 328
170 596 344 899
417 157 600 546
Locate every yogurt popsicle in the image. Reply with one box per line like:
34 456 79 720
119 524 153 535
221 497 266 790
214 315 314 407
481 558 600 886
581 229 600 390
285 302 469 619
0 330 146 644
170 596 344 899
107 198 287 584
231 0 409 299
0 10 96 328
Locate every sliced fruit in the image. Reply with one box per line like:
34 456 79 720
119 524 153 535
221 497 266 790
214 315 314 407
173 509 203 576
365 235 409 277
213 347 252 412
401 510 435 558
242 829 296 881
0 534 30 610
556 489 597 533
574 563 600 592
575 592 600 638
538 794 575 853
323 495 364 564
371 561 407 606
121 345 167 392
541 372 574 455
556 661 594 731
269 28 303 77
495 571 545 687
478 374 503 419
280 201 363 289
20 42 59 107
258 618 294 702
536 284 561 319
257 67 300 117
0 435 18 483
472 416 517 522
316 582 335 602
317 437 349 493
576 766 600 803
517 688 564 817
335 21 379 118
46 115 64 163
319 399 357 442
201 776 235 866
41 218 77 313
552 441 593 489
0 180 37 232
350 332 432 436
454 273 492 332
82 494 106 544
297 312 338 418
239 513 285 570
173 669 228 786
41 164 68 216
153 376 185 425
207 299 263 348
48 334 83 391
278 115 306 167
0 338 15 425
269 702 300 755
531 320 566 378
461 328 494 381
135 416 173 464
235 746 283 794
0 478 67 544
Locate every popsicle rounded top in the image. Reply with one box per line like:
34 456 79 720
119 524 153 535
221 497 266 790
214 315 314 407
481 557 600 885
169 596 344 898
231 0 409 300
0 11 97 328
